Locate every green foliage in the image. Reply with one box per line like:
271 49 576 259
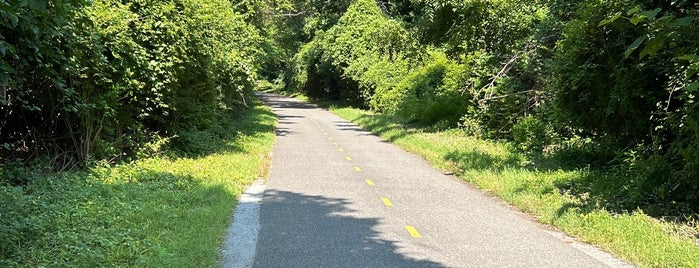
281 0 699 210
1 0 264 166
551 0 659 141
287 0 549 131
0 103 276 267
291 0 414 105
407 0 545 56
4 0 699 265
512 115 553 153
0 0 87 164
375 50 468 125
277 2 699 254
550 1 699 207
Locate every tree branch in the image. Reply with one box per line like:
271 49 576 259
275 10 308 17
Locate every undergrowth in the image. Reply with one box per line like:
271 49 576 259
0 102 276 267
331 106 699 268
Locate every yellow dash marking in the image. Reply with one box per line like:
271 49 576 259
345 156 352 161
328 137 333 140
332 142 337 145
365 179 375 186
354 166 362 172
323 132 328 135
381 197 394 207
338 148 344 152
405 226 422 238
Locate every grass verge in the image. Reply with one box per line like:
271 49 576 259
331 106 699 268
0 102 276 267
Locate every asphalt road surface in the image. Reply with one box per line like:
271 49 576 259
231 92 632 268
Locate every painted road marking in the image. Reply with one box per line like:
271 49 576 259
365 179 375 186
338 148 344 152
328 137 333 140
405 226 423 238
332 142 337 145
381 197 394 207
345 156 352 161
223 180 265 266
354 166 362 172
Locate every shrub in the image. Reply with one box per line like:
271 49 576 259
383 50 467 125
512 115 552 153
289 0 415 106
0 0 264 166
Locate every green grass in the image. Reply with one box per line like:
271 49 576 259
331 106 699 268
0 103 276 267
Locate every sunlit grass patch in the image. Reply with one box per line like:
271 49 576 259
0 103 276 267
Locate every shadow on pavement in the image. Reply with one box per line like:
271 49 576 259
254 190 446 268
256 92 319 110
333 121 377 138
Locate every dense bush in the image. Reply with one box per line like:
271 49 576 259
512 115 552 153
375 50 469 125
1 0 88 166
550 1 699 207
280 0 699 211
291 0 413 105
551 0 658 142
1 0 263 167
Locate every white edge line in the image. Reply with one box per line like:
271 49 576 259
544 230 635 268
222 180 266 268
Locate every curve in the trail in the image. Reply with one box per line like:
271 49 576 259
227 92 632 268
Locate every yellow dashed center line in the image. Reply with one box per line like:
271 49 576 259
309 121 421 239
405 226 423 238
381 197 394 207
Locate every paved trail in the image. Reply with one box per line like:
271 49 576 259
225 92 632 268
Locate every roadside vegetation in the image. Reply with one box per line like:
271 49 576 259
0 102 276 266
1 0 278 266
3 0 699 266
275 1 699 220
332 106 699 267
279 1 699 216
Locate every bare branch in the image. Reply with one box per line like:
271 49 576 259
275 10 308 17
480 89 536 102
474 44 539 105
479 54 519 100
